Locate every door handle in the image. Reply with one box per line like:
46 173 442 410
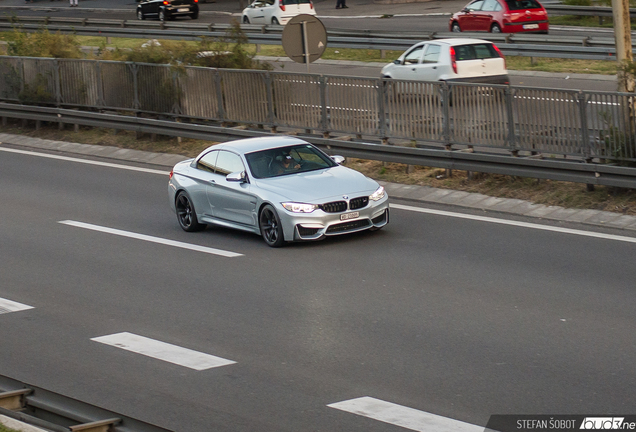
208 179 216 184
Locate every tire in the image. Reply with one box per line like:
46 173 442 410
242 16 250 24
175 191 206 232
490 23 502 33
259 204 285 247
159 10 166 22
137 9 145 20
191 12 199 19
451 22 461 32
272 17 280 25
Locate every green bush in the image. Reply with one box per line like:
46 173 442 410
6 28 83 58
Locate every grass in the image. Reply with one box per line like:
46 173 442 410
2 120 636 215
0 424 18 432
0 27 623 76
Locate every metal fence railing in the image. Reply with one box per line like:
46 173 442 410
1 56 635 164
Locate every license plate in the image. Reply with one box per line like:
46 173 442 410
523 24 539 29
178 8 189 12
340 212 359 221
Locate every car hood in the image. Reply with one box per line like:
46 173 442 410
253 166 380 203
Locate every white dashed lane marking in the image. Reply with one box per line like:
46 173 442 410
328 397 484 432
0 297 34 315
59 220 243 258
91 332 236 371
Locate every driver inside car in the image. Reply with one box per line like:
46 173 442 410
275 152 301 174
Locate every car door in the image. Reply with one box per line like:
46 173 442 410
247 0 268 23
458 0 484 31
477 0 499 31
412 44 442 82
188 150 219 219
207 150 257 227
145 0 161 17
391 44 425 80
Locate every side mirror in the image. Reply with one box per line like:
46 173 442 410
332 155 345 165
227 171 247 183
462 7 469 11
393 59 401 65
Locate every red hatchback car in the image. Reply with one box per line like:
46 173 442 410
449 0 549 34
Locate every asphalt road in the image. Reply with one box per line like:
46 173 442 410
1 146 636 431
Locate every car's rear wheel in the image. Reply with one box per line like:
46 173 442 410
259 204 285 247
272 17 280 25
137 9 145 20
175 191 206 232
191 11 199 19
159 10 166 21
243 16 250 24
490 23 501 33
451 22 461 32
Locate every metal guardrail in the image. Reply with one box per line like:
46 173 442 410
0 56 635 187
0 16 629 60
3 102 636 188
0 374 171 432
545 4 636 18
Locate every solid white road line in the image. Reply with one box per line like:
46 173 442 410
59 220 243 258
0 147 169 175
0 297 34 314
91 332 236 371
328 397 483 432
391 203 636 244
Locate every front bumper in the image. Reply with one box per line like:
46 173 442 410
277 195 390 241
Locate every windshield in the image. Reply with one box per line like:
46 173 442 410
246 144 337 179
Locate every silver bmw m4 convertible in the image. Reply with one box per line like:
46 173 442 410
168 136 389 247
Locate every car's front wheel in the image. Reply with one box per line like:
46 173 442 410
259 204 285 247
137 9 145 20
490 23 502 33
175 191 206 232
451 22 461 32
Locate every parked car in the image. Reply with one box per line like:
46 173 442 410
136 0 199 21
241 0 316 25
168 136 389 247
380 38 509 85
449 0 548 34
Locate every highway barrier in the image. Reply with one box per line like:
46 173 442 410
0 56 635 188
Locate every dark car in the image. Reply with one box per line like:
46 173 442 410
449 0 548 34
136 0 199 21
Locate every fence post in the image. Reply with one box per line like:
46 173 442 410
577 91 590 160
505 85 516 154
264 71 275 132
214 70 225 122
131 63 140 111
53 58 61 108
442 81 451 147
319 75 329 137
378 78 387 140
95 60 105 108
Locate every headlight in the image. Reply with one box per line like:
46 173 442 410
282 202 318 213
369 186 386 201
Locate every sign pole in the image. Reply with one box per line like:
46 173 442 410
301 20 310 73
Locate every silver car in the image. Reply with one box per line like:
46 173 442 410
168 136 389 247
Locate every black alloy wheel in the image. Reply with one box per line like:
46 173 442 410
176 192 205 232
137 9 145 20
259 205 285 247
159 10 166 21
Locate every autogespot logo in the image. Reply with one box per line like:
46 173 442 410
580 418 630 429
